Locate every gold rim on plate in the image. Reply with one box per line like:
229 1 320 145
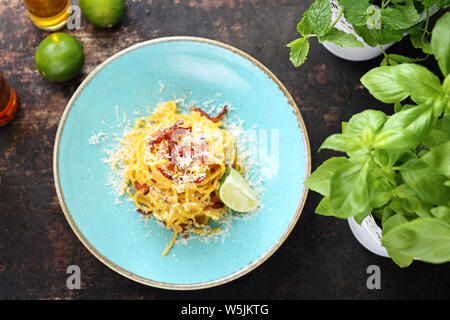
53 36 311 290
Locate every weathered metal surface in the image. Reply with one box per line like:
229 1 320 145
0 0 448 299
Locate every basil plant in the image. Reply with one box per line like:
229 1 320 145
305 13 450 267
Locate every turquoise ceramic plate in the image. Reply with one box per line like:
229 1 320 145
54 37 310 290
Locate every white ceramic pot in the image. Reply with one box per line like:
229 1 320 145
323 0 438 61
348 214 390 257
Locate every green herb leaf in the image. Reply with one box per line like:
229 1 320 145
373 149 401 167
438 0 450 8
400 159 450 205
319 133 365 154
361 66 410 103
361 64 442 104
337 0 371 26
371 177 393 208
382 218 450 264
421 141 450 177
394 101 403 112
318 28 364 47
430 206 450 223
304 157 350 196
431 11 450 76
424 0 450 8
376 27 406 45
382 209 415 267
395 0 421 24
315 196 334 216
353 25 379 47
307 0 332 36
381 207 395 226
287 38 310 67
381 7 416 30
386 248 415 267
328 161 373 218
346 110 387 135
380 54 427 67
383 103 435 140
297 15 312 36
353 209 371 224
373 128 420 151
383 212 409 236
409 26 433 54
423 114 450 148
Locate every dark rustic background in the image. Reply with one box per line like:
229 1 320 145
1 0 448 300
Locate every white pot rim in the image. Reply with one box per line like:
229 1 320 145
348 214 390 258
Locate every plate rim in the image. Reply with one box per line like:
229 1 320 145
53 36 311 290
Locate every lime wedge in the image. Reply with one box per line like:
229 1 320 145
219 168 259 212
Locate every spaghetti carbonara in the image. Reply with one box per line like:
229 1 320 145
112 101 242 255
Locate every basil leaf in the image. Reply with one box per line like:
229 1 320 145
394 101 403 112
396 64 442 103
373 149 401 167
423 114 450 148
307 0 332 36
287 38 310 67
373 128 420 151
430 206 450 223
383 103 435 140
392 183 428 215
400 159 450 205
382 210 416 267
353 209 371 225
341 121 348 133
421 141 450 177
361 64 442 104
382 218 450 264
381 207 396 227
318 28 364 47
443 75 450 113
383 212 409 236
304 157 350 196
315 196 334 216
329 162 373 218
386 248 415 267
319 133 366 154
371 180 393 208
431 11 450 76
346 109 387 135
361 66 410 103
416 200 434 218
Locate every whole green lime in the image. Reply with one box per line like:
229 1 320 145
80 0 125 28
35 33 84 82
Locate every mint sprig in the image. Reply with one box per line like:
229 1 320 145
288 0 448 67
287 0 363 67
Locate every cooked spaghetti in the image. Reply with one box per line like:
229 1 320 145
111 101 242 255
